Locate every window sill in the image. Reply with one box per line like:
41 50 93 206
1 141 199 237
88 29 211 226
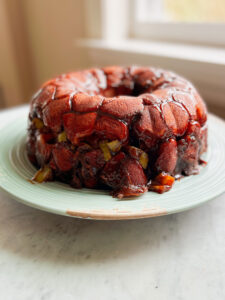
77 39 225 106
79 38 225 65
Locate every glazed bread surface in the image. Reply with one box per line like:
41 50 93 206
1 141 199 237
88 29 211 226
27 66 207 198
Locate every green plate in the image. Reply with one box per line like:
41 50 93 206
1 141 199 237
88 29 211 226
0 109 224 220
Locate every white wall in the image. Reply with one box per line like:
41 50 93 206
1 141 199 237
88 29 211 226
0 0 88 107
0 1 24 107
23 0 87 86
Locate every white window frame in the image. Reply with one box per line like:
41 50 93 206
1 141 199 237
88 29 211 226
130 0 225 47
131 22 225 47
84 0 225 47
80 0 225 108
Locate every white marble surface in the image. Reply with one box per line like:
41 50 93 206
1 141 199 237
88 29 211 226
0 106 225 300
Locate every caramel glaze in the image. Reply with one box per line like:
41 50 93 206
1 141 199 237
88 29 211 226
27 66 208 198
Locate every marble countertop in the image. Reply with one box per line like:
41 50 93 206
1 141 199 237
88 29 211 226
0 106 225 300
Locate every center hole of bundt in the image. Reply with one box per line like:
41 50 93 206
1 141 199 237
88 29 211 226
101 83 145 98
132 84 146 97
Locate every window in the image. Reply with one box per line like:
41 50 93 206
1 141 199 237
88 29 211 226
135 0 225 22
130 0 225 46
82 0 225 108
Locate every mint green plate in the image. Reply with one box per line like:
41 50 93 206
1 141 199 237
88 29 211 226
0 110 224 220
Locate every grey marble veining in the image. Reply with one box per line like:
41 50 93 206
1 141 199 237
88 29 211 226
0 107 225 300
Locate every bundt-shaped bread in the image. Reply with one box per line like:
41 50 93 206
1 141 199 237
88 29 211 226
27 66 207 198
